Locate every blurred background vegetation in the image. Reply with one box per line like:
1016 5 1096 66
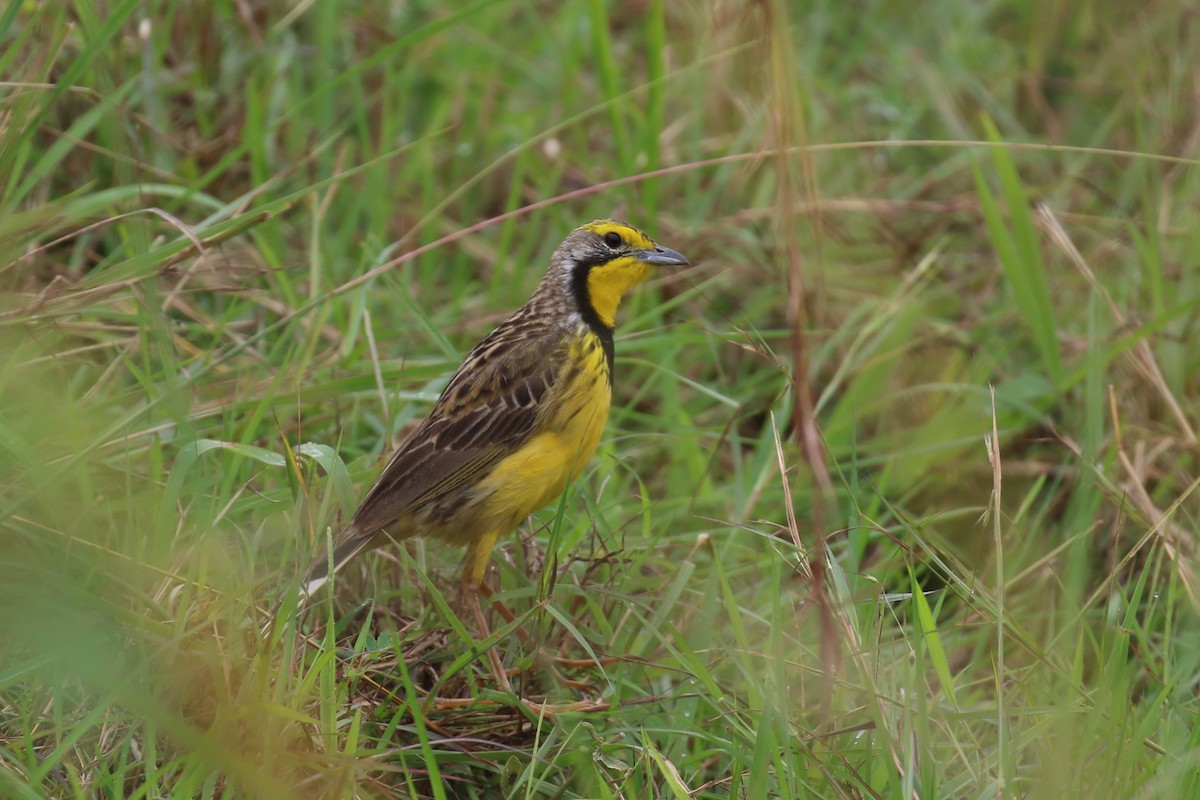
2 0 1199 797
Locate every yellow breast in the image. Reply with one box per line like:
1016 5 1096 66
478 331 611 528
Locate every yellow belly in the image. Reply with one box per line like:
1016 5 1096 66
477 334 611 531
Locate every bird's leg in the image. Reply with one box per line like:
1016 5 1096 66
459 576 513 693
477 581 520 636
458 529 516 692
461 577 565 721
475 581 593 692
458 530 590 704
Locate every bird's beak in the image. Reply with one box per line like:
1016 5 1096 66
636 245 690 267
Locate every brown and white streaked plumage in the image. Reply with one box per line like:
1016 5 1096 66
301 220 689 599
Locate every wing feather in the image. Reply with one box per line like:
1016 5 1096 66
346 323 565 536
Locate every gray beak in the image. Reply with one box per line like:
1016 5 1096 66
636 245 690 267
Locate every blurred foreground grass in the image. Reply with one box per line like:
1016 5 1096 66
2 1 1200 797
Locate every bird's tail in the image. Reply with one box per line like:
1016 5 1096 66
299 524 373 599
262 526 372 636
262 525 379 638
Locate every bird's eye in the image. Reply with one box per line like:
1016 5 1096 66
603 231 623 249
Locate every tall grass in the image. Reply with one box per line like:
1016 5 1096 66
3 1 1199 797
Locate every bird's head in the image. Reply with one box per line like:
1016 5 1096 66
549 219 690 329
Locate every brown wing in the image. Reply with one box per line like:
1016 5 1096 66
346 321 566 537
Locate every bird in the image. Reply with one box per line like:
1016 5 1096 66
299 219 689 624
